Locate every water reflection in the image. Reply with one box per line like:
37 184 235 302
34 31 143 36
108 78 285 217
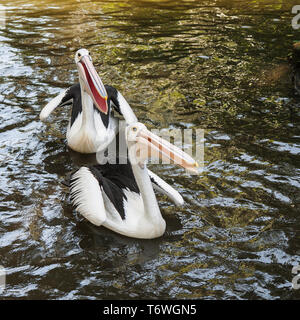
0 0 299 299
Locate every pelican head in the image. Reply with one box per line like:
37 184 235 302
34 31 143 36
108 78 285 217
126 122 199 174
75 48 109 114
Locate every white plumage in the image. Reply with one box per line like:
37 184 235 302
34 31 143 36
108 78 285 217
70 122 199 239
70 167 106 226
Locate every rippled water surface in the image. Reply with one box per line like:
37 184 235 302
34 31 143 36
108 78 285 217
0 0 300 299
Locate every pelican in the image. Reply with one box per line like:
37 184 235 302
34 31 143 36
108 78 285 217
40 48 186 206
40 48 136 153
70 122 199 239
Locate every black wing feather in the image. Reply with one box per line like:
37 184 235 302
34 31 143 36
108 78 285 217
105 85 123 115
88 162 140 220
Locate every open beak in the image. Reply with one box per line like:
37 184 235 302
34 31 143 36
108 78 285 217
136 128 199 174
77 55 108 114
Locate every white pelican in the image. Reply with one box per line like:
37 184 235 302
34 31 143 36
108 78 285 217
70 122 199 239
40 48 136 153
40 48 186 207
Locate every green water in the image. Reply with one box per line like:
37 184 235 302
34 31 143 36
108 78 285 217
0 0 300 299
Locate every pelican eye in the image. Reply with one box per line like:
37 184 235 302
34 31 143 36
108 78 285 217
78 52 81 58
132 127 137 132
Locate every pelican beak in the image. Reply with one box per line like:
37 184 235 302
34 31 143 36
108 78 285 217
77 54 108 114
136 128 199 174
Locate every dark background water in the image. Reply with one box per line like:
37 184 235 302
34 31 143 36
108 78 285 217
0 0 300 299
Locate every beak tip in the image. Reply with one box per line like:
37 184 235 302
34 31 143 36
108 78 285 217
186 162 200 175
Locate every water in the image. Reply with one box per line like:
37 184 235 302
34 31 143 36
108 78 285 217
0 0 300 300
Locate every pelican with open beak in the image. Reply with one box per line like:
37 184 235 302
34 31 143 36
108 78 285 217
40 48 136 153
70 122 199 239
40 49 187 208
